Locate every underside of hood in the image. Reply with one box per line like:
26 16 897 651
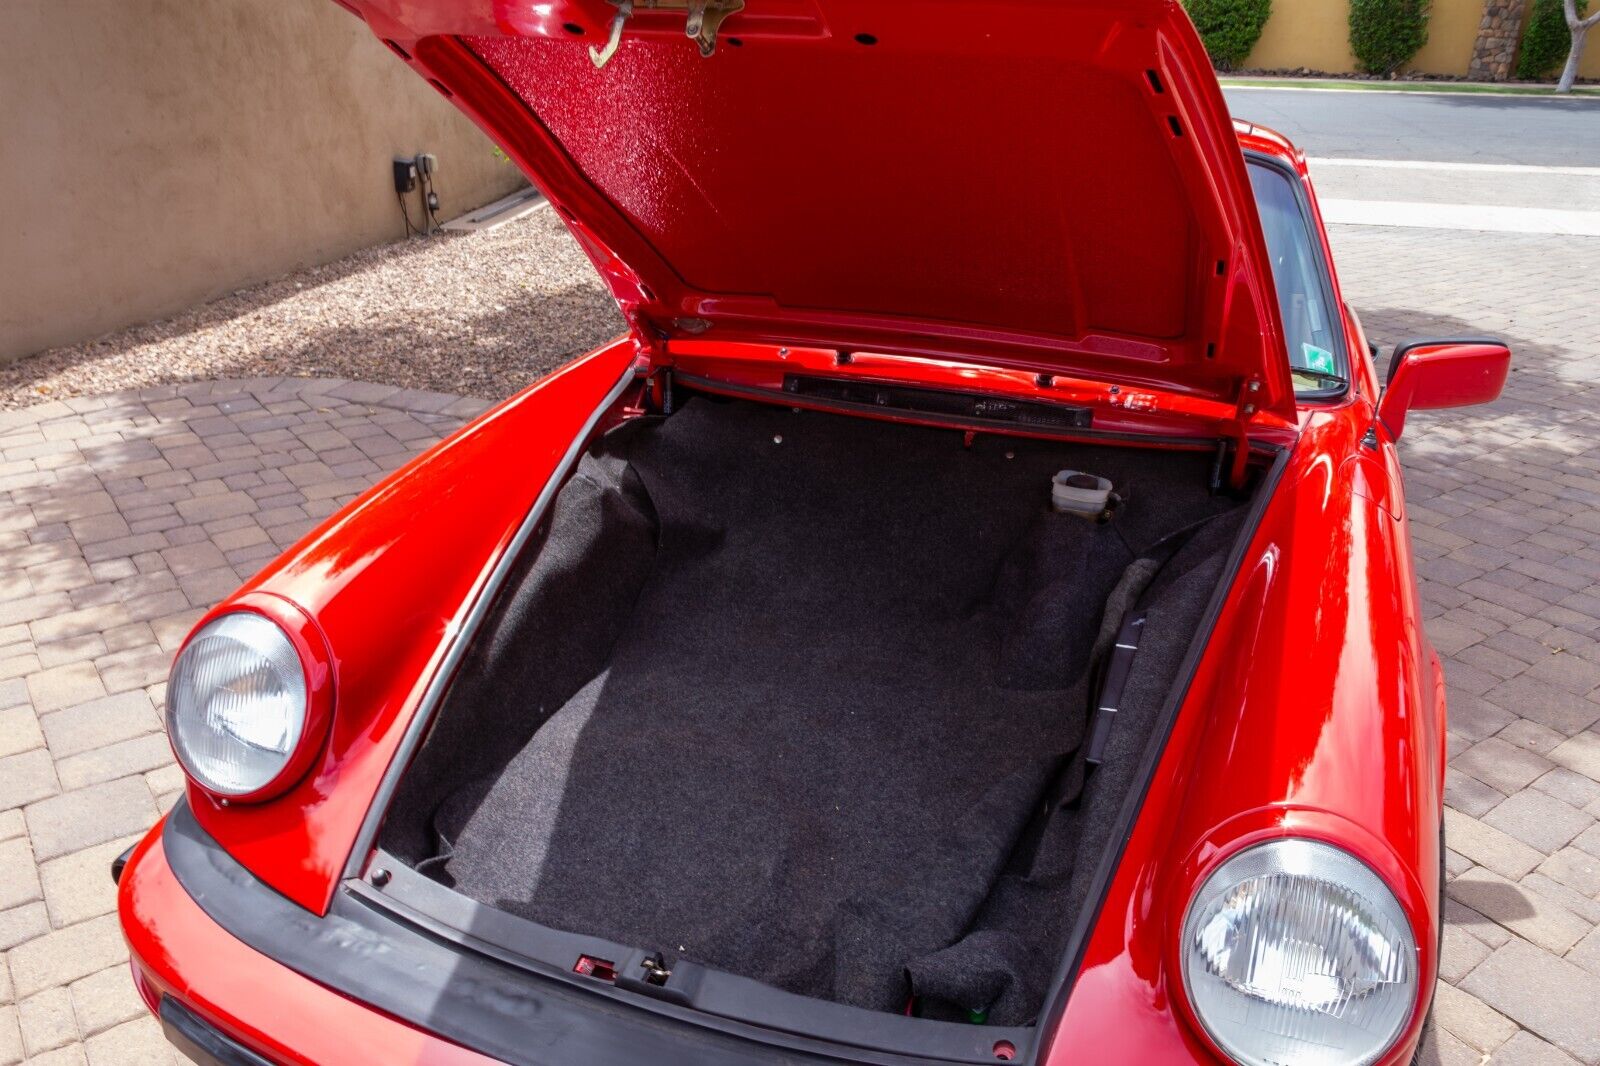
348 0 1296 419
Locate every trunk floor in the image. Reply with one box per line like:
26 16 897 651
429 400 1221 1015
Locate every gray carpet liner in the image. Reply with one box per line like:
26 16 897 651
382 397 1247 1024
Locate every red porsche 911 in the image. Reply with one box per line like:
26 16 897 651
115 2 1511 1064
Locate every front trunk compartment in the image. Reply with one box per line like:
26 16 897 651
375 388 1262 1046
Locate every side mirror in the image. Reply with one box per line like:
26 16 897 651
1377 337 1510 440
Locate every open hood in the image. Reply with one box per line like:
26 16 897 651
347 0 1296 419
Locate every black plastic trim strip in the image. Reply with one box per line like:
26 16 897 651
160 997 275 1066
357 851 1029 1063
1085 611 1148 767
162 804 1026 1066
675 372 1251 453
782 374 1093 430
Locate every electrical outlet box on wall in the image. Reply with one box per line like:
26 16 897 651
393 159 418 193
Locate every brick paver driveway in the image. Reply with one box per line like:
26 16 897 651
0 381 487 1063
2 224 1598 1063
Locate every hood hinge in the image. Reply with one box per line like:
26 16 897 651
625 307 669 364
624 309 675 410
1225 376 1265 490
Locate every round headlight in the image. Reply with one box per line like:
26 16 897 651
1181 838 1417 1066
167 612 308 797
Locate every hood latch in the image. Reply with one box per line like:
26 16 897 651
685 0 744 56
591 0 745 69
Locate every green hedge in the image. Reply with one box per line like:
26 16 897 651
1348 0 1431 75
1183 0 1273 70
1518 0 1585 79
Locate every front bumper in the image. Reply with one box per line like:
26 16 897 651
159 998 274 1066
121 803 1257 1066
116 813 497 1065
124 804 1010 1065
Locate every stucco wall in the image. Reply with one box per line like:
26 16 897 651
1244 0 1359 73
0 0 527 364
1410 0 1496 74
1241 0 1600 78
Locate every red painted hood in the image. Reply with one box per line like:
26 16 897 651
350 0 1294 419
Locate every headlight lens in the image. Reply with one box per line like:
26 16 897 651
167 612 308 797
1181 839 1417 1066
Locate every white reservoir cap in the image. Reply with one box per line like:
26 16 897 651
1051 470 1113 519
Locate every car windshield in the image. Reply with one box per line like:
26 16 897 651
1247 159 1346 395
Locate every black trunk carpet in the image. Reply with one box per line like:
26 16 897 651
411 398 1238 1022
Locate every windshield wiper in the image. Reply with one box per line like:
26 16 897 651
1292 367 1349 390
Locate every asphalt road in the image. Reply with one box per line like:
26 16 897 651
1222 86 1600 167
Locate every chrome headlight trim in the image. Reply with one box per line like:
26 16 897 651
167 612 309 798
1180 837 1418 1066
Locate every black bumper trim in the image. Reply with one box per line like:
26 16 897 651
161 802 953 1065
111 843 135 885
160 997 275 1066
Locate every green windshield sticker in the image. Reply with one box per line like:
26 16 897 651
1302 343 1337 375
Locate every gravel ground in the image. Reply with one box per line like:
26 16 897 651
0 207 622 410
